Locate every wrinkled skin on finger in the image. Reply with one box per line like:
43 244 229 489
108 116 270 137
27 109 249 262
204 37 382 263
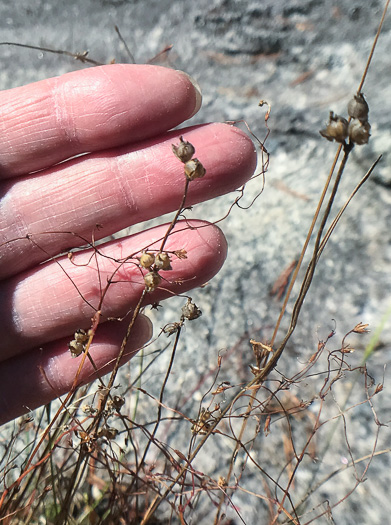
0 64 257 424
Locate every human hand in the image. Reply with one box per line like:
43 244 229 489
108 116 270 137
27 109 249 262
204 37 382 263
0 64 256 425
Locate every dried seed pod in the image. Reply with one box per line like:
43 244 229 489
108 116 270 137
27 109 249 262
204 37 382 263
82 404 97 415
250 364 262 375
347 93 369 121
173 248 187 259
68 339 85 358
348 119 371 145
181 298 202 320
68 328 89 357
74 328 89 344
184 158 206 181
162 322 182 336
139 252 155 269
144 271 161 292
112 395 125 410
191 407 212 435
218 476 227 488
154 252 172 270
172 136 195 163
107 395 125 412
319 112 348 143
97 426 118 440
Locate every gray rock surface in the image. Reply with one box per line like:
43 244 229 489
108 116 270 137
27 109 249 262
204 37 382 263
1 1 391 523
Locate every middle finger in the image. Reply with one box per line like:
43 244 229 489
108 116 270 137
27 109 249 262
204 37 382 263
0 123 255 279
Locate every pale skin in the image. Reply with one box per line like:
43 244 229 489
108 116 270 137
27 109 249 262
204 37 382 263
0 64 257 425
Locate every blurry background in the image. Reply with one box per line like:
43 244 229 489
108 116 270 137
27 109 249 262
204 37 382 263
1 1 391 523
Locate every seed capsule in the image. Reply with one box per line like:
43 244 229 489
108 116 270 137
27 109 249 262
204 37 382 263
172 136 195 163
107 395 125 412
348 119 371 145
181 298 202 320
68 340 85 358
74 328 89 344
347 93 369 121
140 252 155 269
144 271 161 292
184 158 206 181
191 407 212 434
155 252 172 270
162 322 182 336
320 112 348 143
68 329 89 358
97 426 118 440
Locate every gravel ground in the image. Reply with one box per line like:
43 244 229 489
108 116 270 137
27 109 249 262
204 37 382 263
1 1 391 523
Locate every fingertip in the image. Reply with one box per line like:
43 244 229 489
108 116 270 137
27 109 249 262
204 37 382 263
159 219 228 283
172 122 257 198
206 122 258 182
138 312 154 344
176 71 203 118
187 220 228 273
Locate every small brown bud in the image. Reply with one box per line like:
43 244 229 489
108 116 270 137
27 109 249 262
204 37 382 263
154 252 172 270
184 158 206 181
172 136 195 163
181 298 202 320
144 271 161 292
140 252 155 269
348 119 371 145
320 112 348 143
347 93 369 121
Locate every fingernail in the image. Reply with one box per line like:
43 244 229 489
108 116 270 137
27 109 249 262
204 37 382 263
177 71 202 118
138 313 153 343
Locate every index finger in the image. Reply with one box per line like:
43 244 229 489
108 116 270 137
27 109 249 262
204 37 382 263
0 64 201 179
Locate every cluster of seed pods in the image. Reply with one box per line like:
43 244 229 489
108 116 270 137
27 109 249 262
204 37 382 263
68 137 205 357
171 135 206 180
141 251 172 292
320 93 371 145
142 136 206 293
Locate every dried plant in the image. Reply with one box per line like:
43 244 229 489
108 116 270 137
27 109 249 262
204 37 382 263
0 2 390 524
